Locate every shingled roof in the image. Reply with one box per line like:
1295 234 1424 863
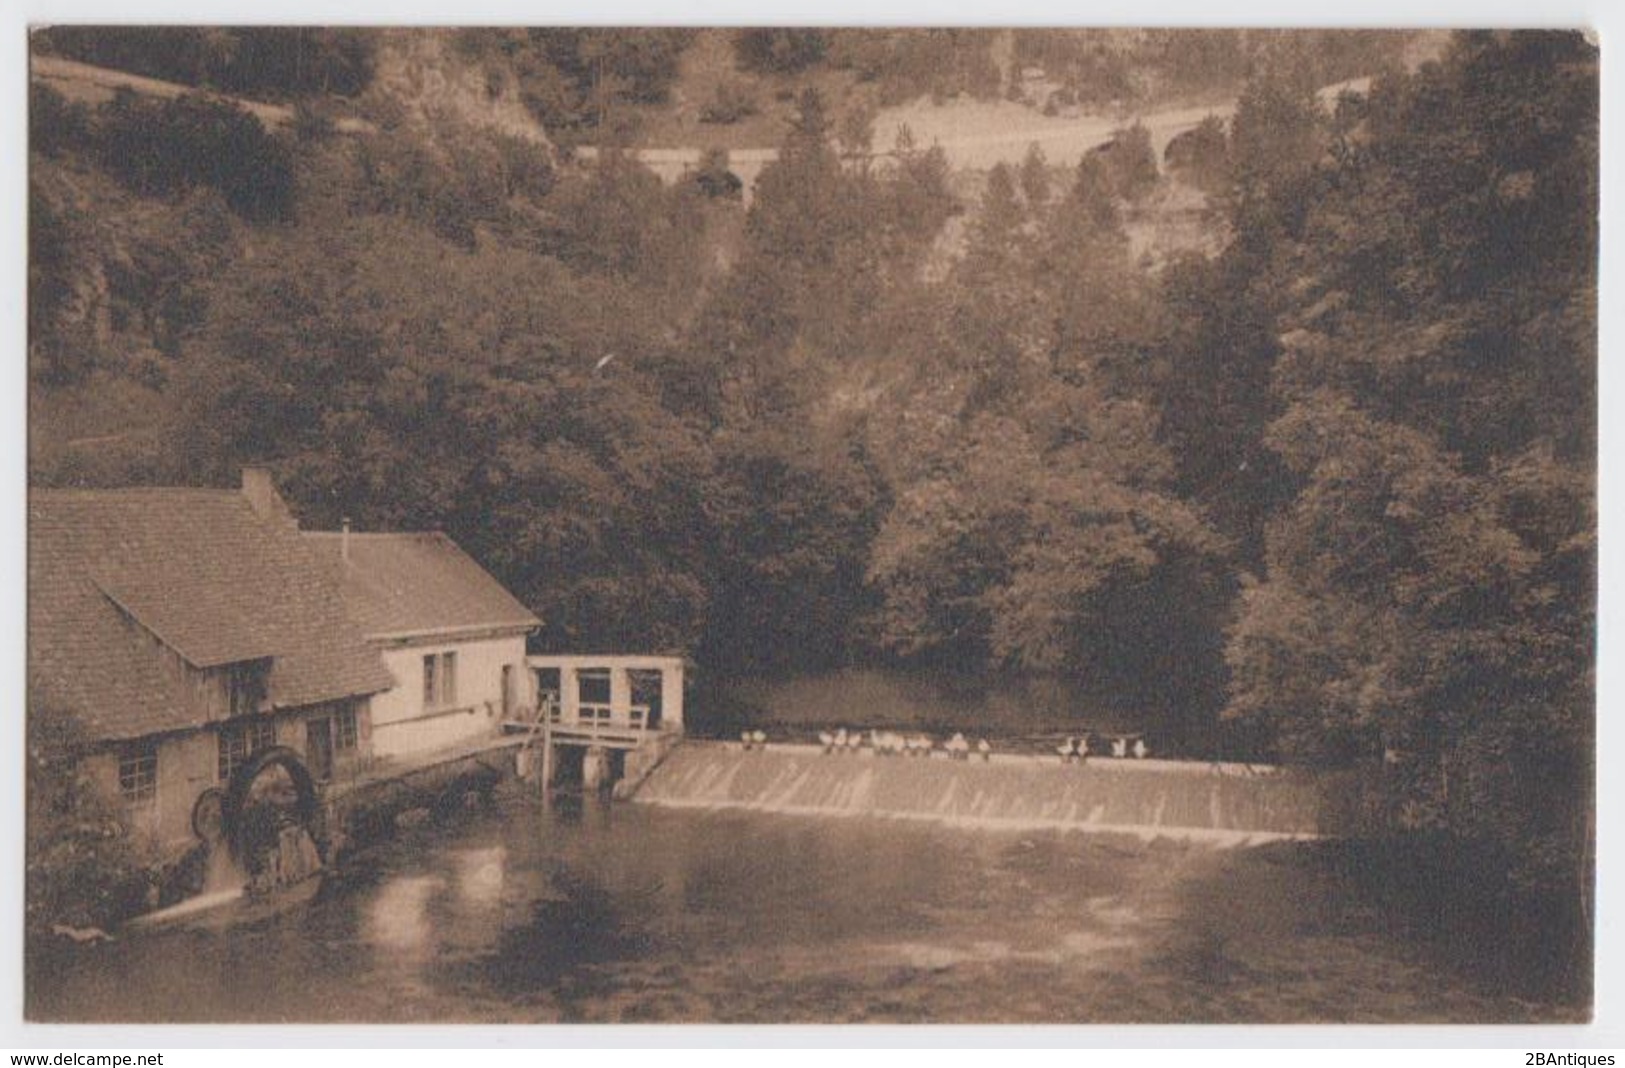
303 531 540 640
29 488 395 743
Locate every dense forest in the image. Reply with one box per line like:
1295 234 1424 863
28 29 1596 991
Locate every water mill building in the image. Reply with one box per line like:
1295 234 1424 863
28 470 395 863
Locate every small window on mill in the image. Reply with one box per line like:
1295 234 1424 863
336 706 359 750
423 652 458 708
118 743 158 805
226 660 268 719
218 718 277 783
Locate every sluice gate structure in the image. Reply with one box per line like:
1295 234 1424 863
632 742 1358 844
514 655 685 795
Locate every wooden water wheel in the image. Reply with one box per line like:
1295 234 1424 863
221 746 322 881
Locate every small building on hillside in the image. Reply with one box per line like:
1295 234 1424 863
303 529 540 761
28 471 395 861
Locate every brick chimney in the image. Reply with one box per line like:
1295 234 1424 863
241 467 297 529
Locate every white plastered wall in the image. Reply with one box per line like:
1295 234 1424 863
369 632 531 758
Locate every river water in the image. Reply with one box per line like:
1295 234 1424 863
28 791 1563 1025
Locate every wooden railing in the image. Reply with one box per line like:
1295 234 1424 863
544 702 657 733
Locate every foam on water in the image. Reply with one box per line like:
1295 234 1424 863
634 743 1342 844
126 887 245 928
126 846 249 929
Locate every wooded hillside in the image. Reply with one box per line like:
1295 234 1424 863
28 32 1597 987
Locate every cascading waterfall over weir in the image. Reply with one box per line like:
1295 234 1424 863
632 743 1356 845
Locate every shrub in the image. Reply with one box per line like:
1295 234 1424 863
733 29 828 74
30 83 92 157
699 81 759 125
35 27 376 100
96 90 295 223
1103 122 1159 200
1164 114 1231 193
26 701 148 936
495 133 556 201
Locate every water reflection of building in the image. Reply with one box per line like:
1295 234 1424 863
366 875 442 953
454 847 506 908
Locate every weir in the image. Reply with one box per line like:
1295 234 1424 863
632 743 1354 844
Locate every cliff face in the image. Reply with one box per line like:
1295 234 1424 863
366 29 552 149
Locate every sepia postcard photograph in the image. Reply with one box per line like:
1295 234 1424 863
21 23 1599 1028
